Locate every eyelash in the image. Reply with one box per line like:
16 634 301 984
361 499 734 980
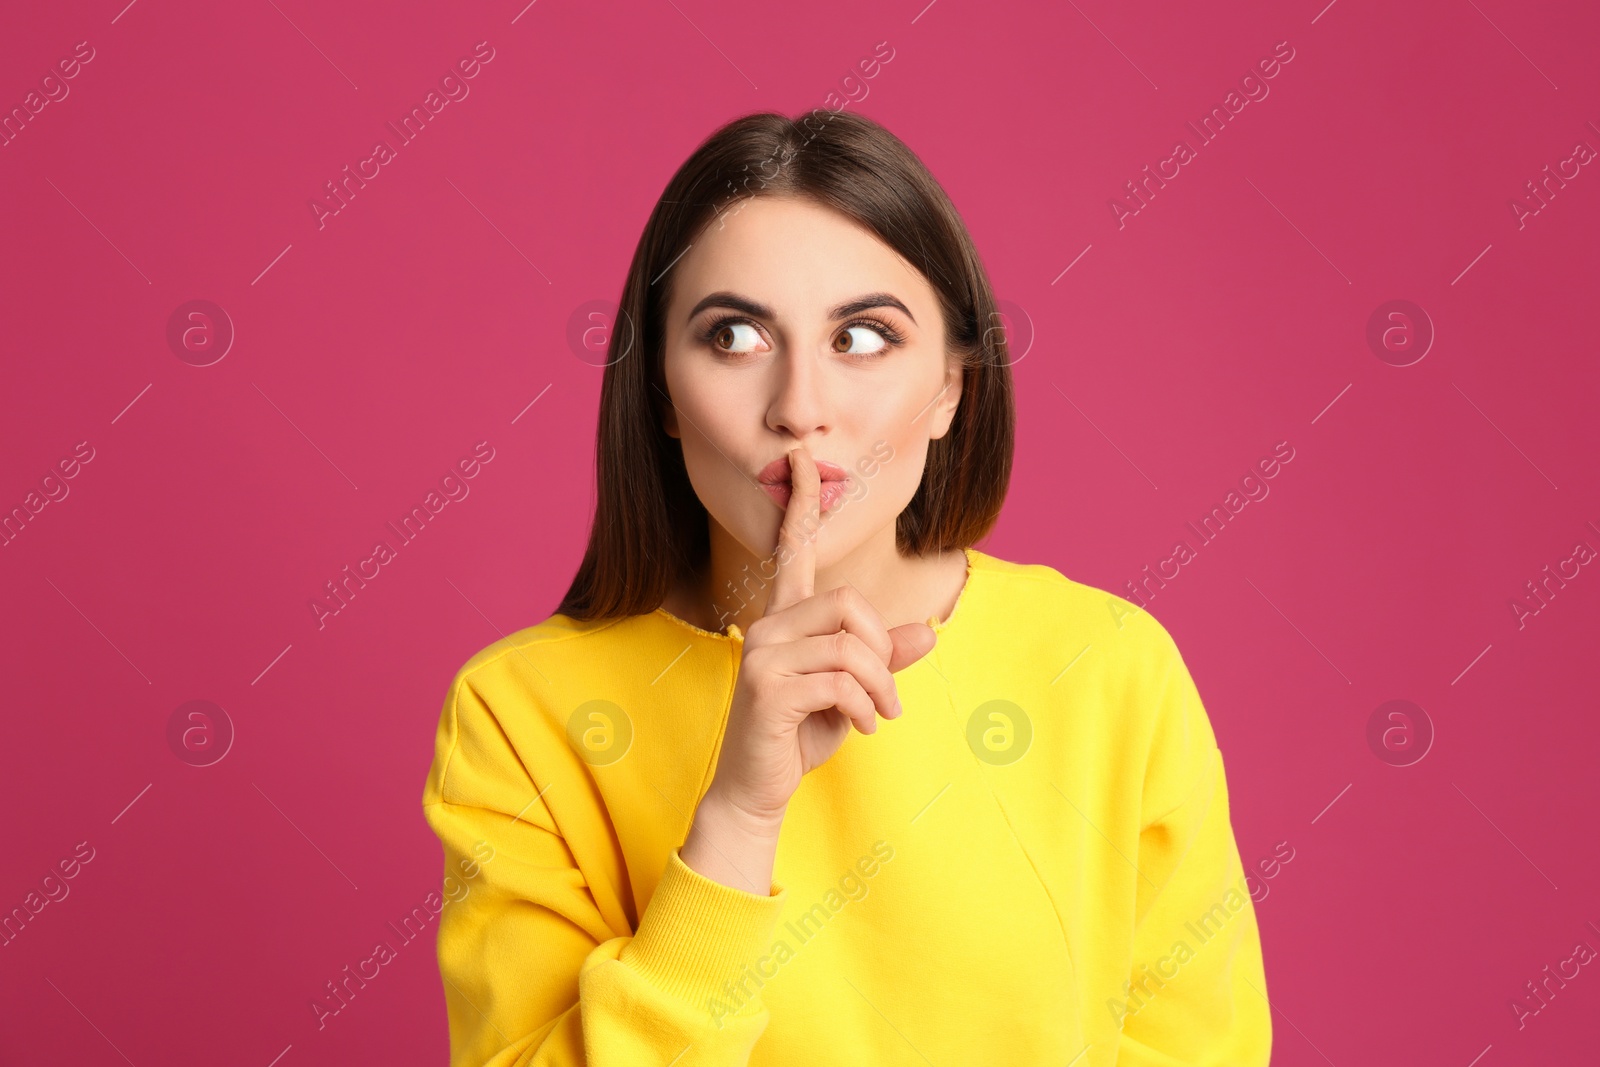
699 314 907 361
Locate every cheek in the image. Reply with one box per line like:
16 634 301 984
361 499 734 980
680 421 744 502
672 377 759 503
665 356 737 448
843 383 934 489
847 430 924 513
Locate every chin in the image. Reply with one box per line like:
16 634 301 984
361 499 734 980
717 505 840 567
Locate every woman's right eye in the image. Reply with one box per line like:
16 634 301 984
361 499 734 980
709 320 764 355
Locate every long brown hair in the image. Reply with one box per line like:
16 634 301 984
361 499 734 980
556 109 1014 621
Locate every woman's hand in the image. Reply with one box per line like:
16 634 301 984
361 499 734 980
704 444 939 832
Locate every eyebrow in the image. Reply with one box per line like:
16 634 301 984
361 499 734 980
685 291 917 327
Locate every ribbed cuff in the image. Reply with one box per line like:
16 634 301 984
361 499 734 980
619 847 788 1012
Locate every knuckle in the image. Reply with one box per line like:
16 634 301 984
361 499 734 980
846 634 880 683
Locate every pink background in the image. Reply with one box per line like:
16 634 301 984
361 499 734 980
3 0 1597 1063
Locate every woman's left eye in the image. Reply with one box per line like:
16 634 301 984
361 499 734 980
838 323 889 356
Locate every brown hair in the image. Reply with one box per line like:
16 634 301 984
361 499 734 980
555 108 1014 621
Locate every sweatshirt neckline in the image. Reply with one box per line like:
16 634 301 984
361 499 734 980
651 546 980 644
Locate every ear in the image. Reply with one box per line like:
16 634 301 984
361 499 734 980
928 354 965 441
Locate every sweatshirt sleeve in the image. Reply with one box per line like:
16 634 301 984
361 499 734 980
1112 630 1273 1066
421 666 791 1066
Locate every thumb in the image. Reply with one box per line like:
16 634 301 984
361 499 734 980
885 622 938 673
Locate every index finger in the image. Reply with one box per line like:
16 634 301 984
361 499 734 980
765 445 820 616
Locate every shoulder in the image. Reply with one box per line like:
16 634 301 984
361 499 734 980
426 611 654 803
966 547 1184 670
442 611 643 701
438 606 731 719
450 612 613 675
966 550 1215 805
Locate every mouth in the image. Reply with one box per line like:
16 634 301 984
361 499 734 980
757 455 851 513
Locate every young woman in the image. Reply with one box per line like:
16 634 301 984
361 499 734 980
422 109 1271 1065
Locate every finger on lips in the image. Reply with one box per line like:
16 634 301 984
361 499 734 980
763 444 901 727
766 445 820 617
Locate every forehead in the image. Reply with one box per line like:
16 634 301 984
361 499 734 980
668 196 934 319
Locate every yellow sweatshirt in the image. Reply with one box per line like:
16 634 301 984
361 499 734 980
421 547 1272 1065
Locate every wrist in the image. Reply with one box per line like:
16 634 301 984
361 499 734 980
698 783 787 841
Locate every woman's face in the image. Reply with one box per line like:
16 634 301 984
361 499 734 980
660 194 964 568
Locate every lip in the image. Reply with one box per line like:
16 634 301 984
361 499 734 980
757 454 850 485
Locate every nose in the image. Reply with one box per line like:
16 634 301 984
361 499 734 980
765 346 831 441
